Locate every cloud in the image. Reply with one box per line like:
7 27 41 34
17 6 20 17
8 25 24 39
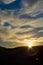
0 38 30 48
16 27 43 35
21 0 43 14
34 32 43 38
0 0 21 10
0 10 43 48
36 37 43 42
0 0 43 48
20 25 32 29
3 0 16 4
19 13 43 19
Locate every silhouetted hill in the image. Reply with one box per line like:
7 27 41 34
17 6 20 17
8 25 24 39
0 46 43 64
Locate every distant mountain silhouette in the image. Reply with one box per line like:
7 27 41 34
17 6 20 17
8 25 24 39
0 46 43 64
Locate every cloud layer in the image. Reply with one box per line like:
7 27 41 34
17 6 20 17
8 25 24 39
0 0 43 48
1 0 16 4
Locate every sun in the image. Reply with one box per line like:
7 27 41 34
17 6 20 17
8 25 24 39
24 39 36 48
28 41 32 48
27 40 34 48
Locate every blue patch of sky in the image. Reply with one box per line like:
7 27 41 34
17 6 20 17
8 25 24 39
0 0 22 10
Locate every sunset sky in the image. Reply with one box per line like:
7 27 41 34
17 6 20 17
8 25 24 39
0 0 43 48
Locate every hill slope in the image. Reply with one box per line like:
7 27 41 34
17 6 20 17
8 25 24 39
0 46 43 64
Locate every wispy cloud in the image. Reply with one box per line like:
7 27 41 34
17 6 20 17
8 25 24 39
3 0 16 4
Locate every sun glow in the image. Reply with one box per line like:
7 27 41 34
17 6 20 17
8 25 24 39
28 41 32 48
24 39 36 48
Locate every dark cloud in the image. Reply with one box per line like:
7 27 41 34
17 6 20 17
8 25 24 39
16 27 43 35
20 25 32 28
37 32 43 37
3 22 17 29
19 13 43 20
29 27 43 33
33 32 43 38
4 22 10 26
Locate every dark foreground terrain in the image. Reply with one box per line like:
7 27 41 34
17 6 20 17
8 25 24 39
0 46 43 64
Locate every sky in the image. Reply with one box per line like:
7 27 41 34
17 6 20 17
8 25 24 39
0 0 43 48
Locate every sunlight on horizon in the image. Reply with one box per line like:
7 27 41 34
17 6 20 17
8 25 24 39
24 39 36 48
